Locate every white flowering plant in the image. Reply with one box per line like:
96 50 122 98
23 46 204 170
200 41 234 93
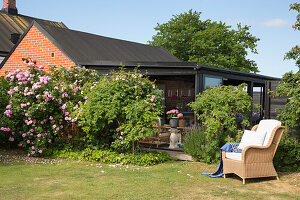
79 68 164 153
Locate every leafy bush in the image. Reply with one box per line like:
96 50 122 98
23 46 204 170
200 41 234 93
275 71 300 132
0 66 99 155
274 131 300 172
0 76 9 148
183 126 220 163
79 69 164 153
52 146 171 166
274 71 300 172
188 84 254 163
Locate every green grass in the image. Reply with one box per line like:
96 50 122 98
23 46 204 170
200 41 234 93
0 150 299 200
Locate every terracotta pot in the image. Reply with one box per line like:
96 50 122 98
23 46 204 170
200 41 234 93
179 118 186 127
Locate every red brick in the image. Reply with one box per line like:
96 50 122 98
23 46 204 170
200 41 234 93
0 26 75 76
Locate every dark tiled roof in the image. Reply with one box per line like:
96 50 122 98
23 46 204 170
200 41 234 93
0 11 67 54
197 65 280 81
34 21 180 66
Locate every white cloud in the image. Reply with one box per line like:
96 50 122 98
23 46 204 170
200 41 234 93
263 18 289 27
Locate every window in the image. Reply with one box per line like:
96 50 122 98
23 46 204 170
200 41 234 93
51 53 55 58
204 75 222 89
0 56 4 64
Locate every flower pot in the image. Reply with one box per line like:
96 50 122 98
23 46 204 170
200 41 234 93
179 118 186 127
169 117 179 128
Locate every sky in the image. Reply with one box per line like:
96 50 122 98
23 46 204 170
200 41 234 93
4 0 299 78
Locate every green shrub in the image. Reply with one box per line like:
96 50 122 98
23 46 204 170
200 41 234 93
273 71 300 172
0 76 9 148
0 66 99 154
183 126 226 163
274 131 300 172
188 84 254 163
52 146 171 166
79 68 164 153
275 71 300 132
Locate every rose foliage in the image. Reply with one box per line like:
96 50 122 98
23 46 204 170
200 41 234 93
0 66 99 156
78 69 164 153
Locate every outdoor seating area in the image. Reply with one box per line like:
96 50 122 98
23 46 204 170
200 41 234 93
139 125 191 148
223 120 285 184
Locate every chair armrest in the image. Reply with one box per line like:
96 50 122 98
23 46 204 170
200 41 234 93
242 145 273 163
242 126 285 163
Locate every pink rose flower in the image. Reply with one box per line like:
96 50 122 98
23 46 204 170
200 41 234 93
177 113 183 118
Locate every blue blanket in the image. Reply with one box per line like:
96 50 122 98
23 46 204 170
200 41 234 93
202 143 241 178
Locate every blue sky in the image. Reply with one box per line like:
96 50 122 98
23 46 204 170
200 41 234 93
7 0 299 78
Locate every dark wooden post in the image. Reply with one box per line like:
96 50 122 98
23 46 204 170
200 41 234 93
247 81 254 98
265 81 271 119
194 68 201 125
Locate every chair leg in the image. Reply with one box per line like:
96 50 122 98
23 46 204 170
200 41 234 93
243 178 246 185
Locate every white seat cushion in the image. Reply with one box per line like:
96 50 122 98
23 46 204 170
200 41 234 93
225 152 242 161
238 130 267 150
256 120 281 146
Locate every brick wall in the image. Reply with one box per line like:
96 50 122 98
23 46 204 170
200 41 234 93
2 0 16 9
0 26 75 76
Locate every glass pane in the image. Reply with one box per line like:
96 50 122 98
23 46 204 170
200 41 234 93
204 75 222 89
0 56 4 64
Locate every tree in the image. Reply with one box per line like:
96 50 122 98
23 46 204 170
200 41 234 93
284 2 300 69
148 10 260 73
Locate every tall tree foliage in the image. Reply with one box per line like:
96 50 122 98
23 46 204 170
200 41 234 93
148 10 260 73
285 2 300 69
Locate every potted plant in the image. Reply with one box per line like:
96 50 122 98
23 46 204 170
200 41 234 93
166 109 183 128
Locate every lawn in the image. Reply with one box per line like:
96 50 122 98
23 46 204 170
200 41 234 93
0 150 299 200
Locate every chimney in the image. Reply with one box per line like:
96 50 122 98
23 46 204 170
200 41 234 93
2 0 18 14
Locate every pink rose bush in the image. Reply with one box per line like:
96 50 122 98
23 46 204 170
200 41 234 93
0 66 164 155
0 65 99 155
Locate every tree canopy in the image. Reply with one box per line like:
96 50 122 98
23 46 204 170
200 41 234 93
284 2 300 69
148 10 260 73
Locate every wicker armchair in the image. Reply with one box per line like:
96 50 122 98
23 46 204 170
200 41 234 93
222 124 285 184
